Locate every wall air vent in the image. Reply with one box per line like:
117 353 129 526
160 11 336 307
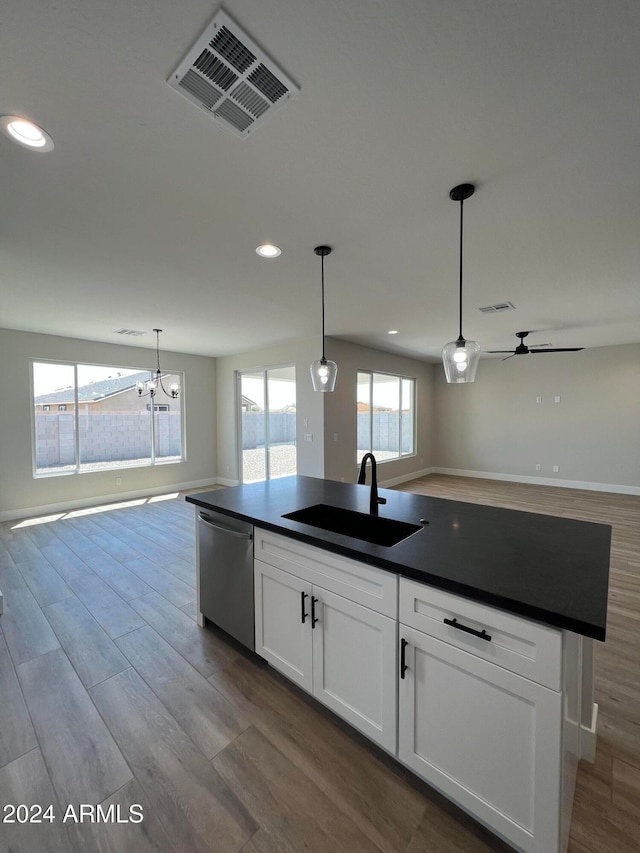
168 10 299 139
477 302 516 314
114 329 146 336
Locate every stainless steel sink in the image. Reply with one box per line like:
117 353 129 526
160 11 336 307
282 503 422 547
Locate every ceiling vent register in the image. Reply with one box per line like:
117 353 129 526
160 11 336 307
477 301 515 313
168 10 299 139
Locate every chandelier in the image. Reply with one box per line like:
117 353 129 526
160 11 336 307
136 329 180 399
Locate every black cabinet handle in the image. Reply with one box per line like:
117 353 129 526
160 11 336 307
400 638 408 679
311 596 319 627
301 591 308 624
443 617 491 642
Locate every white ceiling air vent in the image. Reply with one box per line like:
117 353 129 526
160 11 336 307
477 301 516 313
114 328 146 336
168 9 299 139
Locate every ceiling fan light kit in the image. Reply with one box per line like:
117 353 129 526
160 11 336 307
442 183 481 383
310 245 338 392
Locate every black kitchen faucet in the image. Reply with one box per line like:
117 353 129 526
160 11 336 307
357 453 387 516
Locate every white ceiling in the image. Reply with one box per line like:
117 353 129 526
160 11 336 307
2 0 640 361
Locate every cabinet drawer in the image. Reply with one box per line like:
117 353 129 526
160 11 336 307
399 578 561 690
255 529 397 617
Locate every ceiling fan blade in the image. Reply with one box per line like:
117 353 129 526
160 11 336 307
529 347 584 353
501 354 516 361
486 350 516 354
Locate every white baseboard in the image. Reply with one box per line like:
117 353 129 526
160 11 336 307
432 467 640 496
0 478 222 523
379 467 435 489
580 703 599 763
215 477 241 487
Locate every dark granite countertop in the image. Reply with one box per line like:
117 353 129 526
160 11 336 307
186 475 611 640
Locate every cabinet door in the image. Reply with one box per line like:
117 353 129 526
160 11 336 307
254 560 313 692
398 626 562 853
313 588 397 753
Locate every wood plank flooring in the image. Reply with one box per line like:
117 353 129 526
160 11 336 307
0 475 637 852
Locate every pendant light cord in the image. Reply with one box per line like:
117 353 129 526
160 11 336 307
321 252 326 360
458 196 464 341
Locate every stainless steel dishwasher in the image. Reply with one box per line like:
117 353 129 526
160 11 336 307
197 510 254 651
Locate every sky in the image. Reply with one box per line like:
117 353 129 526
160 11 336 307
32 362 147 396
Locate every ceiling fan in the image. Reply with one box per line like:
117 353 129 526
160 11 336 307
487 331 584 360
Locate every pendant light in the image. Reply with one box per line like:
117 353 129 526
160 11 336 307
310 245 338 392
442 183 481 383
136 329 180 399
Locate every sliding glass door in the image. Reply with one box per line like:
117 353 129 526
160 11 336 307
238 365 296 483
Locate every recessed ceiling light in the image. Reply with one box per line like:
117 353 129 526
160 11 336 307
256 244 281 258
387 330 399 335
1 116 54 152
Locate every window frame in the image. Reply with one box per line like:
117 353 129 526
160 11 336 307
356 369 416 464
31 358 185 478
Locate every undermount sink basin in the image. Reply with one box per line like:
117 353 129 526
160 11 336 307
282 503 422 547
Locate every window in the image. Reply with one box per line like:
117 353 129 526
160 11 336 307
357 371 415 463
32 361 184 476
238 365 297 483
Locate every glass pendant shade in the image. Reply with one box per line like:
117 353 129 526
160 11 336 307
310 357 338 392
442 337 481 383
442 183 480 384
310 245 337 392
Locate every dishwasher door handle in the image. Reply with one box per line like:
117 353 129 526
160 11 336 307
198 514 253 540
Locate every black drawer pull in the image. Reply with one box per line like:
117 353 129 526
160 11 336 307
311 596 319 627
400 638 408 679
443 617 492 642
301 591 308 624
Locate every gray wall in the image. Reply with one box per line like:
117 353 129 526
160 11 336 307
433 343 640 489
323 339 435 484
0 328 217 518
35 411 182 467
241 412 296 449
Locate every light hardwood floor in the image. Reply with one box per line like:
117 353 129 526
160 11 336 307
0 475 637 852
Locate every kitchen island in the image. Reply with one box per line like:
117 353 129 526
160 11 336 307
186 475 611 853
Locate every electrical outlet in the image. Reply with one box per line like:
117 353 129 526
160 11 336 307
554 395 561 404
304 433 313 442
333 433 339 442
116 477 122 486
553 465 559 473
536 396 542 404
535 464 541 471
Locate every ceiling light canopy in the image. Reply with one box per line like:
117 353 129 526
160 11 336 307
442 183 480 383
256 243 281 258
1 116 54 152
310 245 337 392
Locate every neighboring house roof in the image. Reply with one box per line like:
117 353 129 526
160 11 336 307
241 395 262 412
35 371 154 404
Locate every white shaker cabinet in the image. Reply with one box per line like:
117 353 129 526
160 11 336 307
254 559 313 692
398 577 576 853
254 530 398 752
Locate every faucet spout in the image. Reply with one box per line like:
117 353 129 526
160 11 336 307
357 453 387 516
